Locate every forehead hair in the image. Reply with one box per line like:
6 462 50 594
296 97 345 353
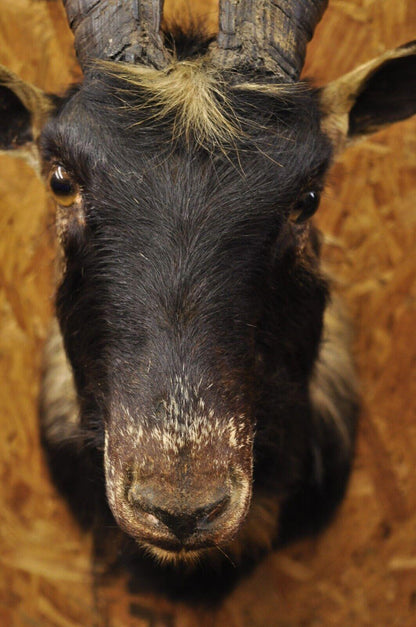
96 59 314 147
41 59 332 183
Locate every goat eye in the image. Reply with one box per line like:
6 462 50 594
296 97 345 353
49 166 79 206
290 191 321 224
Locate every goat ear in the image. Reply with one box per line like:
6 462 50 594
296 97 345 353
320 41 416 154
0 65 55 171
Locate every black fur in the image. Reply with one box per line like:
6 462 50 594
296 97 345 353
39 28 357 602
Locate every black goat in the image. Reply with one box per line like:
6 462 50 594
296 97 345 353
1 0 415 602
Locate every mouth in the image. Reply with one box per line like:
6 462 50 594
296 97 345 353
139 540 213 566
129 514 241 566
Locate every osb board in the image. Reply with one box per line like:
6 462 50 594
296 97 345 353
0 1 415 625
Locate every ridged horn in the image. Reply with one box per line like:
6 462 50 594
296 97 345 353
210 0 329 81
63 0 168 70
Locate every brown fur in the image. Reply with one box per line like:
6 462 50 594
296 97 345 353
40 319 79 446
310 295 358 454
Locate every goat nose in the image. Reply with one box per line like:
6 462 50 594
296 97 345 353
128 483 230 541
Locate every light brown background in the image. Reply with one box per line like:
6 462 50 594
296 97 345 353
0 1 415 625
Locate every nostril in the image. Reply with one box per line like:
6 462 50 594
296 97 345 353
199 495 230 526
127 480 231 541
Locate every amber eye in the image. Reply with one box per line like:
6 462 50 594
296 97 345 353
290 191 321 224
49 165 79 206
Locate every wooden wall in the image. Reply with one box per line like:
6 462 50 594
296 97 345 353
0 1 415 625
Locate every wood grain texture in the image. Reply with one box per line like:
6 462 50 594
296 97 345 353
0 1 415 625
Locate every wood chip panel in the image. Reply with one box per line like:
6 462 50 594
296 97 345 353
0 1 415 625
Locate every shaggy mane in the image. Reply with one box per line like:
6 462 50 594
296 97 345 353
99 57 306 149
100 59 240 147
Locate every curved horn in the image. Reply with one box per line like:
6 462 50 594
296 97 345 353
63 0 168 70
210 0 328 81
